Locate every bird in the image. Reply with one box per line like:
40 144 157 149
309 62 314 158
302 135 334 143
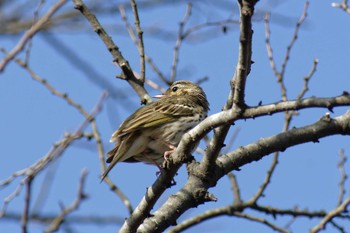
101 80 209 180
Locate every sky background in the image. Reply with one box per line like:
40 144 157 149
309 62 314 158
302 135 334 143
1 0 350 232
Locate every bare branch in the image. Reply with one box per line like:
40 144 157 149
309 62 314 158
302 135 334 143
168 205 233 233
264 13 279 79
44 169 88 233
3 211 124 225
72 0 152 104
297 59 319 99
201 0 258 178
24 0 46 65
227 172 243 205
118 5 168 85
138 110 350 232
232 0 257 106
249 152 279 203
310 196 350 233
182 19 239 39
233 212 290 233
0 93 106 217
170 3 192 83
220 111 350 173
264 0 309 101
0 0 67 72
130 0 146 82
7 54 90 119
21 176 33 233
280 0 309 82
337 149 348 206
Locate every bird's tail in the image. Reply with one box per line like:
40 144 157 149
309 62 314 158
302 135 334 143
100 147 119 182
100 162 116 182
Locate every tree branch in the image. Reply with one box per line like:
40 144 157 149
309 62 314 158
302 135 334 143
45 169 88 233
310 196 350 233
0 0 67 72
138 110 350 232
72 0 152 104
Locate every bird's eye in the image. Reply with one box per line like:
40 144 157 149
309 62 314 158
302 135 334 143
172 86 178 92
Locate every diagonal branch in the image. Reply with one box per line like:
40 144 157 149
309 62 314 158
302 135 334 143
72 0 152 104
0 0 67 72
310 196 350 233
220 111 350 173
139 110 350 232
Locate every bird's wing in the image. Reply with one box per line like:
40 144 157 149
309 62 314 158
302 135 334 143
110 98 194 141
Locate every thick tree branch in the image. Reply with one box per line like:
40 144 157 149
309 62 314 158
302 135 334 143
119 92 350 231
220 111 350 173
138 111 350 232
201 0 258 184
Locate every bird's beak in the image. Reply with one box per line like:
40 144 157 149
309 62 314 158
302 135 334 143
153 94 165 99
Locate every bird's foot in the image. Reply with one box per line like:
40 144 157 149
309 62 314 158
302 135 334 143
164 144 177 161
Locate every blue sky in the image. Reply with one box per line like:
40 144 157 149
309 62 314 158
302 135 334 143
1 0 350 232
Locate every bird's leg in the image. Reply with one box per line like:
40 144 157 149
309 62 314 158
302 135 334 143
154 161 164 176
163 144 177 160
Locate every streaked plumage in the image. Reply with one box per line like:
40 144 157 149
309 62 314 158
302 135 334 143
101 80 209 180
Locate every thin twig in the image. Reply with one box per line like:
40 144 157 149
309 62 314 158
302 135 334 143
9 54 90 119
24 0 46 65
337 149 347 206
233 211 290 233
255 2 312 207
0 93 107 217
222 128 241 154
21 176 33 233
0 134 85 217
330 220 347 233
310 196 350 233
0 0 67 72
44 169 88 233
182 18 239 39
118 5 168 85
264 0 309 101
280 0 309 82
130 0 146 83
249 152 279 203
168 205 234 233
72 0 152 104
170 2 192 83
8 52 133 215
40 33 124 99
169 204 288 233
264 13 279 80
3 211 124 225
297 58 318 99
227 172 242 205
